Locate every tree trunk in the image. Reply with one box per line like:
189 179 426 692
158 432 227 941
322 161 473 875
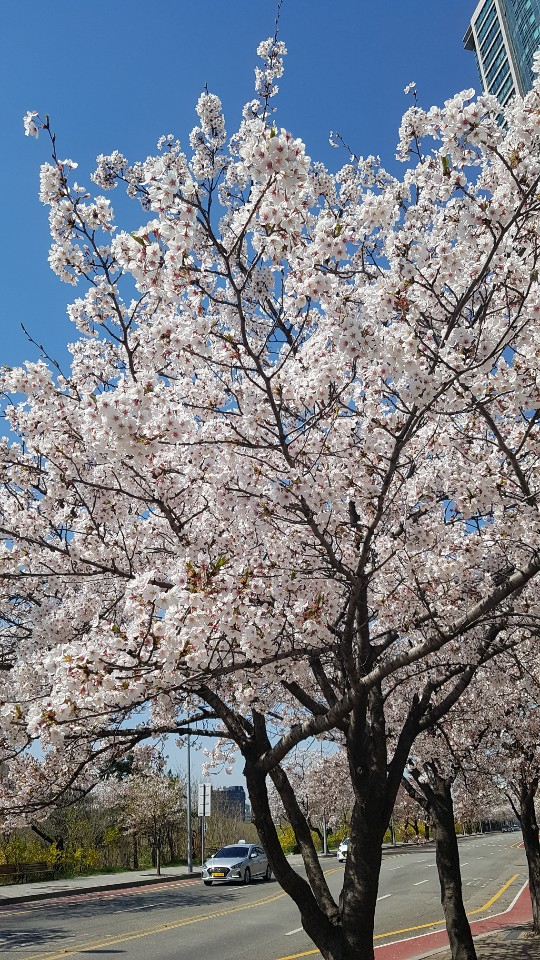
243 689 398 960
337 793 387 959
431 776 477 960
133 832 139 870
166 825 177 863
518 777 540 933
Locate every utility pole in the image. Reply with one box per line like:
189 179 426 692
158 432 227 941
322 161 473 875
186 724 193 873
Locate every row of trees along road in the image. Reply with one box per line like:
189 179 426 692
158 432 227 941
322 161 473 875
1 32 540 960
0 750 258 876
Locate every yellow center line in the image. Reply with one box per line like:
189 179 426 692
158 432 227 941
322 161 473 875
17 890 287 960
472 872 519 912
275 872 522 960
17 867 340 960
5 868 521 960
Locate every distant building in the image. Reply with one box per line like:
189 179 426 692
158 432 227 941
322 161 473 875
213 785 246 821
464 0 540 105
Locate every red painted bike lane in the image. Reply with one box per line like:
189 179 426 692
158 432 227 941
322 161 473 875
374 880 531 959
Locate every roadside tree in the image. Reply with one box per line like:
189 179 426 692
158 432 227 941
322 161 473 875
99 751 186 874
269 747 354 848
1 37 540 960
403 745 479 960
462 648 540 932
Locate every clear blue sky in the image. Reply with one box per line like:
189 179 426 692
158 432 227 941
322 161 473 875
1 0 479 787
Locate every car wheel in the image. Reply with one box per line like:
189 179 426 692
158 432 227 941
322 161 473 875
243 867 251 885
203 880 212 886
265 864 272 881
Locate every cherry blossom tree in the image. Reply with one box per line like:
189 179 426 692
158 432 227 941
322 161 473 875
405 644 540 956
403 735 481 960
392 784 430 842
98 750 186 875
269 746 354 846
460 647 540 932
1 36 540 960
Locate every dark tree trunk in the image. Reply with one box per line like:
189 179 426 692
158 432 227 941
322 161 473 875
433 802 476 959
242 686 409 960
166 825 177 863
245 760 353 960
31 824 64 850
426 770 477 960
337 787 387 959
517 776 540 933
133 832 139 870
247 761 389 959
402 765 476 960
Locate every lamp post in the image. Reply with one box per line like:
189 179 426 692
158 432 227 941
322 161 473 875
186 724 193 873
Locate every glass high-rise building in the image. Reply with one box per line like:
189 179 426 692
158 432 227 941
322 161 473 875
464 0 540 104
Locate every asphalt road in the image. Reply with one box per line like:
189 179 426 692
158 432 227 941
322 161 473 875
0 833 526 960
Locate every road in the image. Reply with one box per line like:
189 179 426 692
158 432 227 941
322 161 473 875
0 833 526 960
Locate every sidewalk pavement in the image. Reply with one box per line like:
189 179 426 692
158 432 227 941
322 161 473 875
0 859 538 960
0 863 197 905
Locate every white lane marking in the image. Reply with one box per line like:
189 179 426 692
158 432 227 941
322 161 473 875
377 894 392 901
414 879 430 885
112 903 163 913
286 927 304 936
388 866 404 871
18 940 75 947
461 862 469 866
416 858 428 862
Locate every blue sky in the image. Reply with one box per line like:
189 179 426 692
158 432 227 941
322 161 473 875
1 0 479 372
1 0 480 787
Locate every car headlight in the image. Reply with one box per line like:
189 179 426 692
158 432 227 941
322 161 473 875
231 862 242 869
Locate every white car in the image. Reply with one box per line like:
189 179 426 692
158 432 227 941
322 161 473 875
202 842 272 885
337 838 349 862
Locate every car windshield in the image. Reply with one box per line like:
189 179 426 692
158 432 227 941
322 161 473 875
214 845 250 859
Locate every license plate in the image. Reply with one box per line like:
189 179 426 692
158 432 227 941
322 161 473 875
213 872 225 878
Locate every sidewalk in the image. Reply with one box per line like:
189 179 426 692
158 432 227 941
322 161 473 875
0 863 198 905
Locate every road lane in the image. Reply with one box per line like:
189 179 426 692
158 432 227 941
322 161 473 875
0 834 527 960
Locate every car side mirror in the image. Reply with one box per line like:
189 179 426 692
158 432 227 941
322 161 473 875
250 852 257 858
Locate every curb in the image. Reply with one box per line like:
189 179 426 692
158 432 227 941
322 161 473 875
0 872 201 906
